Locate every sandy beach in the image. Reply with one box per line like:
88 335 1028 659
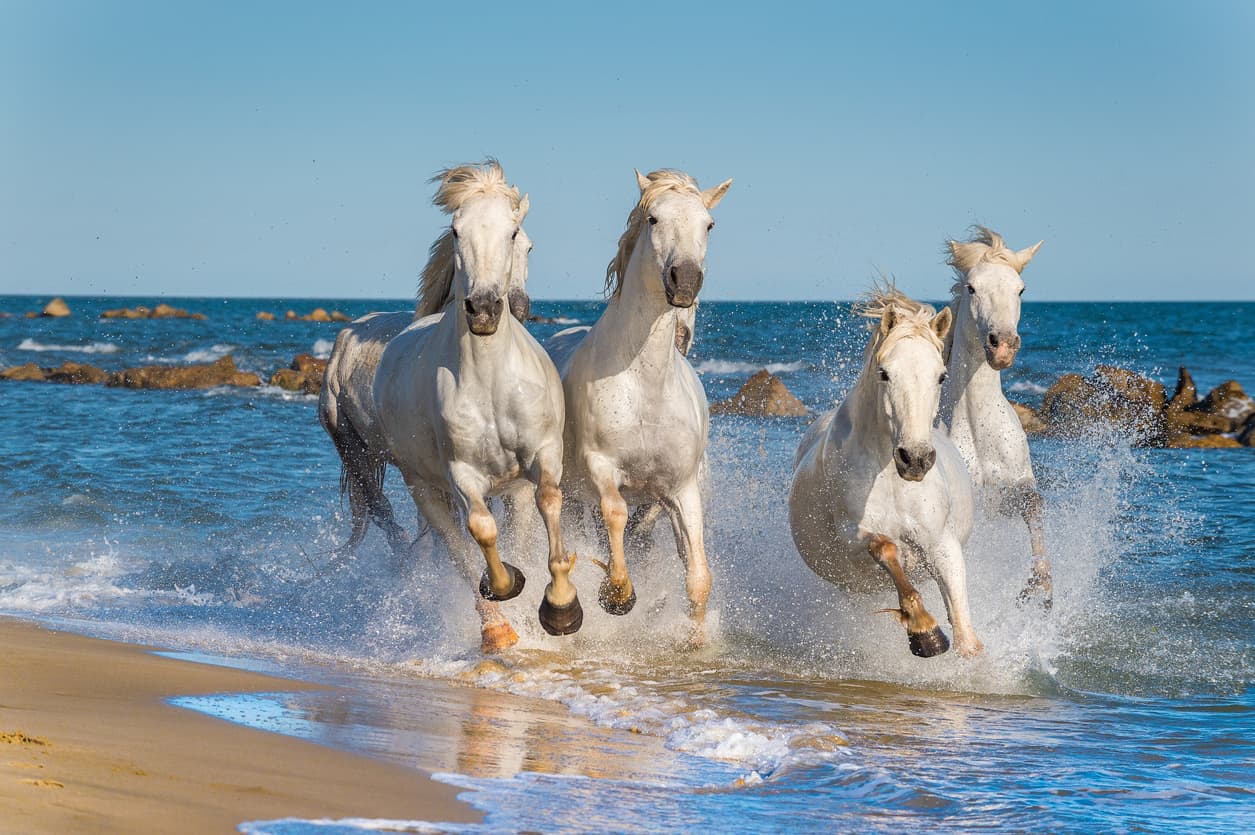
0 617 477 834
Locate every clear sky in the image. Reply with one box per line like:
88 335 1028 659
2 1 1252 301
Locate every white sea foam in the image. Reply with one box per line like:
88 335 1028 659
182 343 235 363
18 338 120 354
1008 380 1049 394
693 359 808 375
312 338 336 359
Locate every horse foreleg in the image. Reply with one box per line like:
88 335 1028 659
1005 485 1053 610
664 479 712 645
534 470 581 636
588 459 635 616
407 480 517 653
925 536 983 657
625 502 665 557
867 534 949 658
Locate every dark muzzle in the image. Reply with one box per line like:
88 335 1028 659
464 293 504 335
664 261 704 308
984 331 1021 370
894 445 937 481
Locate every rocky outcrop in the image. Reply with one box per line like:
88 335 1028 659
106 356 260 389
269 354 327 395
101 303 207 320
1039 366 1166 444
41 298 71 317
0 361 107 384
283 308 351 322
711 370 808 417
256 311 276 321
1036 364 1253 448
1 363 49 381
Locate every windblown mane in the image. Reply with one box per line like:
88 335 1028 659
946 225 1029 296
604 170 703 298
415 159 523 317
856 283 944 363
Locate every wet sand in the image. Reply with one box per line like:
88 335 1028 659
0 617 477 834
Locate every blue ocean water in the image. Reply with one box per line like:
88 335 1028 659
1 295 1252 833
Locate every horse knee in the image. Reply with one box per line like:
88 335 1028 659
537 483 562 517
468 509 498 548
600 495 628 532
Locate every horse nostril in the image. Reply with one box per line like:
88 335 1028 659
988 333 999 347
669 267 678 285
922 449 936 469
896 447 911 465
464 299 476 316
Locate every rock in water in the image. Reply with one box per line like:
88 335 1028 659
269 354 328 395
41 298 71 317
710 370 808 417
0 364 49 382
1040 366 1166 444
107 356 260 389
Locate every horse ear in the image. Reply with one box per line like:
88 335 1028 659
701 178 733 209
930 306 953 341
517 193 530 222
879 306 898 336
1015 240 1043 271
635 169 651 193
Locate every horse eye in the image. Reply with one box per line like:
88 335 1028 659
939 372 948 384
451 227 459 239
1019 287 1025 296
967 284 975 295
707 222 715 232
647 215 658 226
879 369 890 382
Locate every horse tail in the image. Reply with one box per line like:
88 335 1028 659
329 415 401 556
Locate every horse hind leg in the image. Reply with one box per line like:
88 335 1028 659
1003 485 1053 610
624 502 665 557
867 534 949 658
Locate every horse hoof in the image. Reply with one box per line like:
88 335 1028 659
479 563 526 602
908 627 950 658
598 580 636 616
538 596 583 636
481 621 519 653
1016 578 1054 612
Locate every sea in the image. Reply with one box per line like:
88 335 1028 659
1 295 1252 834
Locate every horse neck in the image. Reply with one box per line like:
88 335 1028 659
941 297 1006 423
596 235 681 368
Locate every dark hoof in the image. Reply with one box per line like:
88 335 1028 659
1017 576 1054 612
538 596 584 636
908 627 950 658
598 579 637 616
479 563 526 602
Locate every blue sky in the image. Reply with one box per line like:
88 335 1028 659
2 1 1252 301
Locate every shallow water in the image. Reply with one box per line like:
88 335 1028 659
1 296 1252 833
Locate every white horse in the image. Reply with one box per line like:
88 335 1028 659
373 162 574 653
938 226 1051 607
318 224 532 557
545 168 731 640
789 288 983 658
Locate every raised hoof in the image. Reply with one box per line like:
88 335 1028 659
479 563 526 602
480 621 519 654
538 596 584 636
1016 576 1054 612
908 627 950 658
598 580 637 616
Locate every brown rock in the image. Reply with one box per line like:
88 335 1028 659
710 370 809 417
291 354 327 375
190 312 208 320
45 362 108 385
150 303 185 318
269 354 327 395
1039 366 1166 444
285 310 299 321
256 311 276 321
41 297 71 317
1010 401 1047 434
1166 366 1197 411
306 308 332 323
1193 380 1254 425
1239 415 1255 447
1 363 49 382
107 356 260 389
1165 366 1241 435
24 311 38 319
101 303 204 320
1166 434 1243 449
330 311 352 322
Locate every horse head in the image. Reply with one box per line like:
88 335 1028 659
947 228 1043 370
452 190 530 336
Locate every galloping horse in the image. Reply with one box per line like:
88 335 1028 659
939 227 1051 607
789 288 983 658
318 216 532 558
373 161 573 652
546 168 731 642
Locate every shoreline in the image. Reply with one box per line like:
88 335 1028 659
0 616 477 834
